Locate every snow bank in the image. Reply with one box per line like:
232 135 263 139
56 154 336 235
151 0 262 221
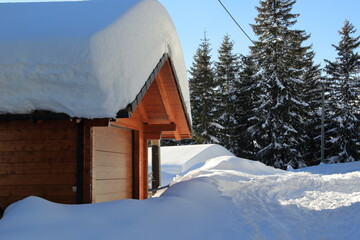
1 145 360 240
295 161 360 175
177 155 283 183
0 181 237 240
148 144 233 184
0 0 190 118
171 157 360 239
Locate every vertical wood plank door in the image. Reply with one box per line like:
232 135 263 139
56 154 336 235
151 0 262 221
91 126 133 203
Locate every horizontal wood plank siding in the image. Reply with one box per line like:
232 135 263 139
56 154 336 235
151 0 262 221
92 126 133 203
92 179 132 195
0 120 78 210
0 162 76 174
0 139 77 152
0 174 77 185
0 150 77 163
0 120 77 129
0 185 77 197
0 128 77 141
92 191 131 203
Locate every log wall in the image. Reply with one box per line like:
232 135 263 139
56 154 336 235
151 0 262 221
0 120 78 210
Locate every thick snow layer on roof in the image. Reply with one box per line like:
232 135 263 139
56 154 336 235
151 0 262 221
0 0 190 118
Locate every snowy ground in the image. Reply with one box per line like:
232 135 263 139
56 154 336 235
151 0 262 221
1 144 360 240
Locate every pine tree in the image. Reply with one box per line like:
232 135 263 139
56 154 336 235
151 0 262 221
324 20 360 163
214 34 241 152
188 33 218 144
301 51 322 166
234 55 260 159
249 0 317 169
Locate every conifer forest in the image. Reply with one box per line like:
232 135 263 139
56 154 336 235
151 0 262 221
168 0 360 169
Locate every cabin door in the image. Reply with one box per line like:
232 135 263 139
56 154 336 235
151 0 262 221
91 126 133 203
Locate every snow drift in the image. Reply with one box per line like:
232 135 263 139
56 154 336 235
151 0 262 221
1 144 360 240
149 144 234 184
0 0 190 118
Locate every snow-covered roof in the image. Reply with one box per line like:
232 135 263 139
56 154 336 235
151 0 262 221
0 0 190 119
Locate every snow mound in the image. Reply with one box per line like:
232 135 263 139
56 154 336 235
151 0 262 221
1 145 360 240
173 156 360 239
296 161 360 175
0 183 237 240
176 156 283 183
198 155 281 174
149 144 233 184
0 0 190 118
176 156 360 212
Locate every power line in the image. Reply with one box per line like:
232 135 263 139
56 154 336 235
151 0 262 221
217 0 256 45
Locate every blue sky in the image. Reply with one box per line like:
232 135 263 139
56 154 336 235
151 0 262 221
158 0 360 69
2 0 359 69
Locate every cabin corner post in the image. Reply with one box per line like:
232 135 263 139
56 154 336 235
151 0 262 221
82 120 93 204
138 124 148 200
151 140 161 193
76 119 85 204
142 136 149 199
132 130 140 199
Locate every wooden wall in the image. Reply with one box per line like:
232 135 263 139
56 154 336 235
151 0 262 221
91 126 133 203
0 120 78 210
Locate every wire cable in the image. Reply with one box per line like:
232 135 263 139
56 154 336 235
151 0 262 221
218 0 256 45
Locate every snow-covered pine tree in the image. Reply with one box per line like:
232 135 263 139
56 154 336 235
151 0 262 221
234 55 260 159
214 34 241 152
249 0 316 169
189 33 218 144
324 20 360 163
300 51 322 166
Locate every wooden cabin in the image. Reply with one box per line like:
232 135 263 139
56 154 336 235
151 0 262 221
0 0 191 211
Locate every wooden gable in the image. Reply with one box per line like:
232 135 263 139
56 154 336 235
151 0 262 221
127 61 190 138
112 55 192 200
115 54 191 140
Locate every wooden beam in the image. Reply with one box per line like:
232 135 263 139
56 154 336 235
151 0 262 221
143 123 176 140
136 102 150 123
144 123 176 132
114 118 142 131
155 74 174 122
155 69 182 140
144 132 161 140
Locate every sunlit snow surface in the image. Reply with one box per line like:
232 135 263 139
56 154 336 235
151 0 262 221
1 144 360 240
175 154 360 212
279 189 360 210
